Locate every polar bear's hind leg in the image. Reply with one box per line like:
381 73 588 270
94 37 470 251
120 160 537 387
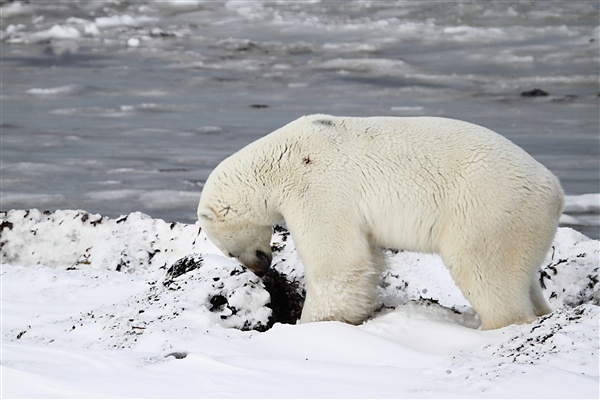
441 237 543 330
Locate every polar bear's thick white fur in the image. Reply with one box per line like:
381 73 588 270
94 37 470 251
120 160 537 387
198 114 564 330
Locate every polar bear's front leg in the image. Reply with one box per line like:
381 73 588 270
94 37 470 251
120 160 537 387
295 226 385 325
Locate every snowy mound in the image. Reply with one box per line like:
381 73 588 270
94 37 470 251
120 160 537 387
2 209 598 398
1 210 304 337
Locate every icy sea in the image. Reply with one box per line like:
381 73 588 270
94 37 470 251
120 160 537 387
1 0 599 238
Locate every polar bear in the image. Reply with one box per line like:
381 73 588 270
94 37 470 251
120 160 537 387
198 114 564 330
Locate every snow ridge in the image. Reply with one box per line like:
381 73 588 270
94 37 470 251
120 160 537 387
1 209 599 398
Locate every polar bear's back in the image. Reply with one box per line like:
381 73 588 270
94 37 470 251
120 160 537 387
293 114 555 193
282 114 563 252
303 114 530 166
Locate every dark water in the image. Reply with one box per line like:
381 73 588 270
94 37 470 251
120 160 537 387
1 1 598 237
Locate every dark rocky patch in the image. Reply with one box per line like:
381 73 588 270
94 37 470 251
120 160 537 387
273 224 290 241
209 294 228 312
488 304 595 364
164 254 204 284
539 254 599 307
520 88 549 97
158 168 189 173
417 296 461 314
163 252 304 331
165 351 188 359
0 220 14 233
262 268 305 326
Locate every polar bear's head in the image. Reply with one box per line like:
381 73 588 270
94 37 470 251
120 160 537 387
198 207 273 276
197 171 273 276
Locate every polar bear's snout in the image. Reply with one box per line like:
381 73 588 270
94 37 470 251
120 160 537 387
254 250 273 276
240 249 272 277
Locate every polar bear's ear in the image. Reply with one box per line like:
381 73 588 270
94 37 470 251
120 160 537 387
198 208 215 221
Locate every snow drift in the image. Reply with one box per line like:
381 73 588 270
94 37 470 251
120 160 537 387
1 209 598 398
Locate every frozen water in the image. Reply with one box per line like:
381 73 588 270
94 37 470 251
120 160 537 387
1 1 599 238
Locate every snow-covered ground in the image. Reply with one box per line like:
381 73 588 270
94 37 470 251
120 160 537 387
1 207 598 398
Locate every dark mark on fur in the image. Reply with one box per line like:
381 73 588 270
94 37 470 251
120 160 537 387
314 119 334 126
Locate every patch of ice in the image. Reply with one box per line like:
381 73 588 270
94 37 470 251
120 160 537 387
564 193 600 214
4 23 26 35
50 103 178 118
1 193 66 208
0 1 33 18
138 190 201 210
390 106 425 113
194 126 223 134
561 193 600 230
322 42 381 53
127 37 141 47
310 58 412 75
26 85 84 96
30 24 81 42
443 26 506 42
84 189 141 202
94 14 158 28
467 50 534 64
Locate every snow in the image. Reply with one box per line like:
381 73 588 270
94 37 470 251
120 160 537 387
26 85 85 96
1 209 598 398
310 58 414 75
564 193 600 214
561 194 600 228
2 12 157 44
94 15 158 29
30 24 81 42
0 2 32 19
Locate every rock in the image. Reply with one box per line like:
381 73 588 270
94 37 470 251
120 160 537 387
520 88 549 97
165 254 203 283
